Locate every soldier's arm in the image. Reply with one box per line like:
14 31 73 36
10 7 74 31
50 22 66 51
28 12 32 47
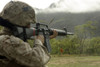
1 35 50 67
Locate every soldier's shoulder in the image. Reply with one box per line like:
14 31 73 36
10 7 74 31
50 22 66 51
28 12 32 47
0 35 22 41
0 35 10 42
0 35 24 47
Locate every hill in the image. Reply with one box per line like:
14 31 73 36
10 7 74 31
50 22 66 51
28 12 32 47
36 11 100 36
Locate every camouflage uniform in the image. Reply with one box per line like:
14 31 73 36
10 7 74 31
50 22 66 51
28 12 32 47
0 1 36 26
0 28 50 67
0 1 50 67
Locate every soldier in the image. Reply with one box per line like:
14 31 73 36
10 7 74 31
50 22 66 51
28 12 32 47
0 1 58 67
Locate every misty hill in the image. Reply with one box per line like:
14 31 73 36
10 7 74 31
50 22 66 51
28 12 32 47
36 11 100 36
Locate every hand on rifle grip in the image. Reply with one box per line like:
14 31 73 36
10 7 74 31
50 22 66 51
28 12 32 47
50 30 58 39
36 35 44 44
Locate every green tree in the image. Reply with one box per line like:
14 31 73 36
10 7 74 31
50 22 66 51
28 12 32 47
75 21 97 54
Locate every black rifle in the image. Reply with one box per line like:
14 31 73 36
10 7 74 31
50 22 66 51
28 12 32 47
0 17 73 52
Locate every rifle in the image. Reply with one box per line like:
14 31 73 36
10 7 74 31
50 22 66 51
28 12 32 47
0 17 73 52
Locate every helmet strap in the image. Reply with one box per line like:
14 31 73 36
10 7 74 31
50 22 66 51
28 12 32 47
22 27 27 42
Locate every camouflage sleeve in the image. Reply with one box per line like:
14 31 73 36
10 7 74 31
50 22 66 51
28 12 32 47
0 35 50 67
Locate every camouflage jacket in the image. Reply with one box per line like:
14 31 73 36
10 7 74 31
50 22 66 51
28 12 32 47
0 29 50 67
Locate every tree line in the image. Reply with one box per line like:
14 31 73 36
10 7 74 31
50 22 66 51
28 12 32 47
0 21 99 55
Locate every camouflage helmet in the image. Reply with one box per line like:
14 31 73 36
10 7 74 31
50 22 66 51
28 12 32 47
0 1 36 27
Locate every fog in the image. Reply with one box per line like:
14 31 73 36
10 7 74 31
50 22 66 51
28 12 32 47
37 0 100 13
0 0 100 13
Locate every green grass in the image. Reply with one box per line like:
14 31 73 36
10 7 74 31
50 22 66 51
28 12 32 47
47 55 100 67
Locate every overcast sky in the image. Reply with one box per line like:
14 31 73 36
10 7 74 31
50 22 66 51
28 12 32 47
0 0 59 12
0 0 100 13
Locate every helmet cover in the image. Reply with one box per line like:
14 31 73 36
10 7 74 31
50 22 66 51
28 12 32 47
0 1 36 27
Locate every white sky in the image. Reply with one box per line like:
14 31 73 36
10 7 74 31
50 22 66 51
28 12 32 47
56 0 100 12
0 0 100 13
0 0 59 12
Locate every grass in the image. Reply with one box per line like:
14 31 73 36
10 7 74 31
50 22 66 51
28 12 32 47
47 55 100 67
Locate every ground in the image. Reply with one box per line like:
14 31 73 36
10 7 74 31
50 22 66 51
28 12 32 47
47 55 100 67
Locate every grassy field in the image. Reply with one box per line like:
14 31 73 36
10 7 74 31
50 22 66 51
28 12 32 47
47 55 100 67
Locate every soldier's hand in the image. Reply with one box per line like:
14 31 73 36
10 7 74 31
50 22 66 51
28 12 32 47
36 35 44 44
50 30 58 39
